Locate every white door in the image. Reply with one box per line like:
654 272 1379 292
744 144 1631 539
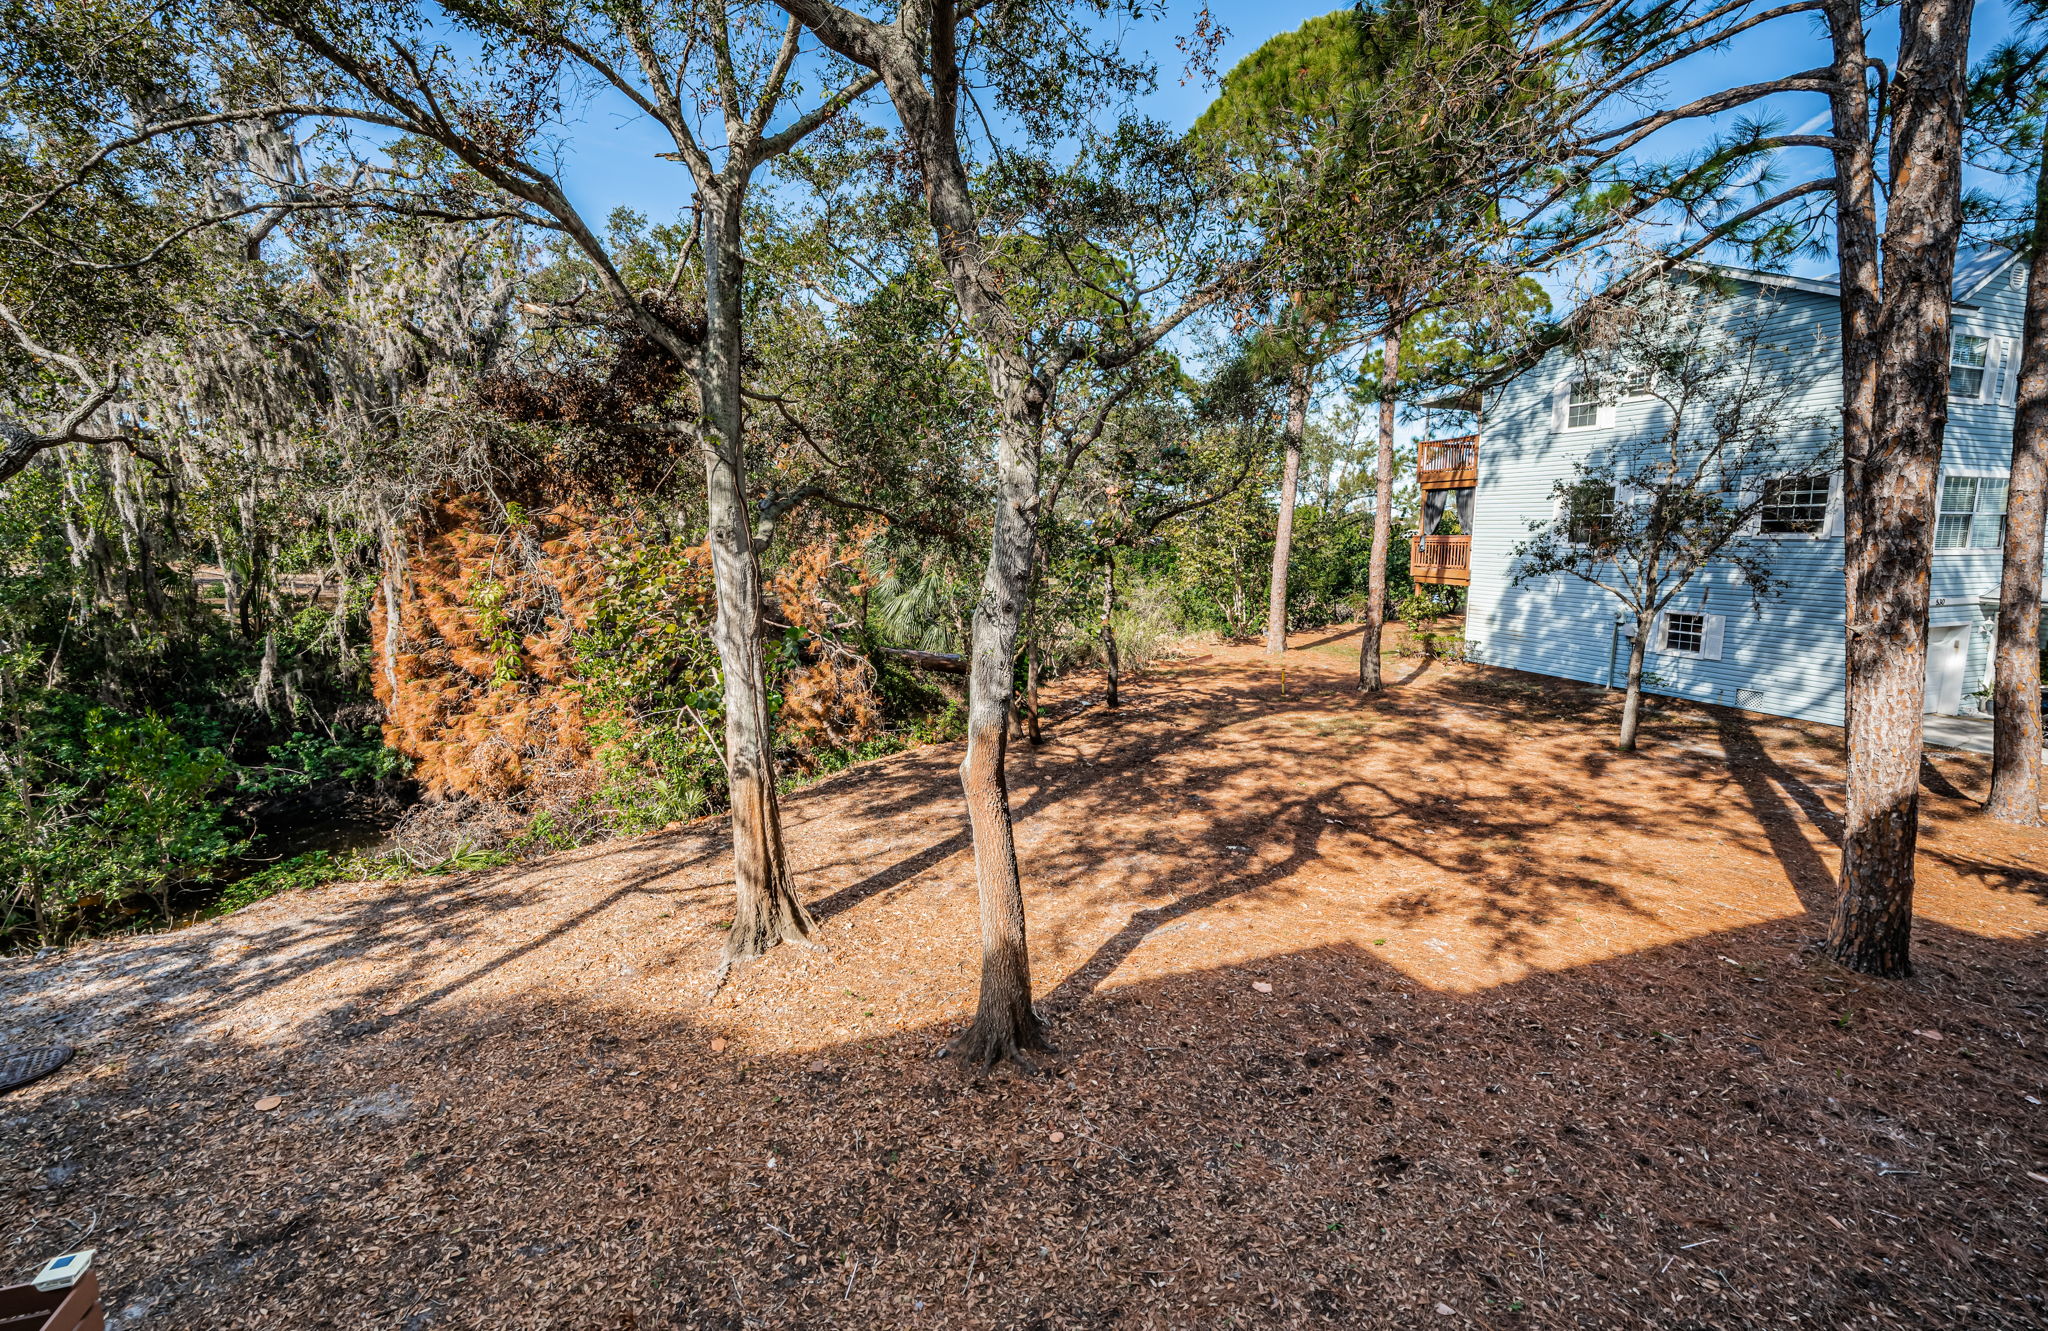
1924 625 1968 715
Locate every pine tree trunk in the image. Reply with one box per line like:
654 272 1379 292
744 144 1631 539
1619 618 1650 752
1360 327 1401 690
1265 357 1311 655
1988 161 2048 825
1828 0 1974 978
699 186 813 985
1827 0 1880 735
1101 551 1120 709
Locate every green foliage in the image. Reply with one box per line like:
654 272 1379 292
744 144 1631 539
777 694 968 793
569 531 728 836
2 702 242 942
464 572 524 685
1396 586 1463 659
236 728 411 797
203 849 355 918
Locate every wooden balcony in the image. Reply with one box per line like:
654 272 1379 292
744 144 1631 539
1410 534 1470 587
1417 435 1478 490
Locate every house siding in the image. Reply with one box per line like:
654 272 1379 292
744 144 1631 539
1464 261 2024 727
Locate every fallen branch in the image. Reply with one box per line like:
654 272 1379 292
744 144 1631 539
879 647 967 675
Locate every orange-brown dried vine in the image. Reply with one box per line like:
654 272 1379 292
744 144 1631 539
769 523 886 755
371 496 606 804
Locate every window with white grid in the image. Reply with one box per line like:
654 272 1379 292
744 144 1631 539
1759 474 1830 535
1950 334 1989 398
1565 381 1600 429
1663 612 1705 655
1934 475 2008 550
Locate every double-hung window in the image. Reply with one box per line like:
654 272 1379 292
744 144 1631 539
1564 381 1600 428
1759 473 1831 535
1567 482 1615 546
1935 475 2008 550
1950 335 1990 398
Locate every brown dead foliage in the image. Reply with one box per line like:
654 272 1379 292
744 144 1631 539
373 496 602 804
473 296 702 429
6 632 2043 1328
770 523 886 756
376 501 891 846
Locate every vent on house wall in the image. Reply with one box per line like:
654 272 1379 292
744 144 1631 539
2014 262 2029 290
1736 688 1769 711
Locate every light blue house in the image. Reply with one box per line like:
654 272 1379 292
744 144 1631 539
1412 249 2029 726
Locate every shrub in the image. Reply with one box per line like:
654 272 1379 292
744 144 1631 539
1102 577 1182 677
1 704 242 943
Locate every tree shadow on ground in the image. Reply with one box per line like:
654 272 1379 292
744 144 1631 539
7 645 2042 1330
4 918 2041 1330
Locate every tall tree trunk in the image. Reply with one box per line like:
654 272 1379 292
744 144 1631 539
1618 612 1651 752
1827 0 1880 735
1265 356 1312 655
1024 634 1042 744
1828 0 1973 977
699 186 813 985
1100 550 1120 709
1359 326 1401 690
854 40 1050 1066
1988 167 2048 825
953 361 1049 1065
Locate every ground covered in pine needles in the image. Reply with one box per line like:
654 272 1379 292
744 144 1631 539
4 630 2046 1329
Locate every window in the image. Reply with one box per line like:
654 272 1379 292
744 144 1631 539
1951 334 1989 398
1759 473 1831 535
1655 610 1725 660
1565 381 1600 429
1663 612 1705 654
1935 474 2008 550
1567 482 1615 545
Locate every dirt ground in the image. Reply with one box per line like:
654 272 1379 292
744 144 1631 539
3 629 2046 1329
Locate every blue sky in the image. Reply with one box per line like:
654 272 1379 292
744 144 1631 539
551 0 2026 266
533 0 2029 432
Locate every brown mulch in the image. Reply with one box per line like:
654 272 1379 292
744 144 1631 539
3 628 2045 1329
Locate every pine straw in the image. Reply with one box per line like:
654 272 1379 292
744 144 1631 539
4 630 2045 1329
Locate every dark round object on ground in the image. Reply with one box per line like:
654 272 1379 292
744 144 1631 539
0 1043 73 1094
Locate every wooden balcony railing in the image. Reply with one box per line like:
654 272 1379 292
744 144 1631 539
1417 435 1478 490
1410 534 1471 587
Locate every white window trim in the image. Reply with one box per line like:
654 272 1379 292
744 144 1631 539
1555 479 1619 548
1653 609 1725 661
1745 470 1843 540
1948 331 2017 405
1934 468 2010 555
1553 380 1617 433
